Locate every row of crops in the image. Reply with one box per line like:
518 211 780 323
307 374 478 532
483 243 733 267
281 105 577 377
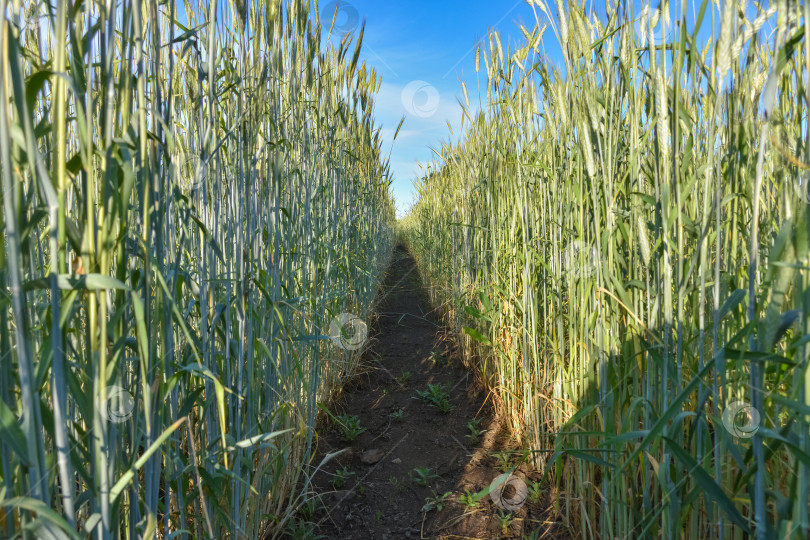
402 1 809 538
1 0 394 537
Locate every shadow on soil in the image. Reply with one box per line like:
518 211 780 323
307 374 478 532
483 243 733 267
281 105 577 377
296 245 570 539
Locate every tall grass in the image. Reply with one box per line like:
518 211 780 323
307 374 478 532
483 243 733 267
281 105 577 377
0 0 394 537
401 0 809 538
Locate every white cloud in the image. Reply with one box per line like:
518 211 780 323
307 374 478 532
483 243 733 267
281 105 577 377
369 80 468 218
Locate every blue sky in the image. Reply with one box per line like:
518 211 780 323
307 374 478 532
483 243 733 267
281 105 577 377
319 0 552 218
319 0 767 218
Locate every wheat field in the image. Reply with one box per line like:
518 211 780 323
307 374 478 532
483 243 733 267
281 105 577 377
1 0 395 537
402 0 810 538
2 0 810 538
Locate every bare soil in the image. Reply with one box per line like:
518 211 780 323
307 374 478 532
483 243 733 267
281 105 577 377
301 245 568 539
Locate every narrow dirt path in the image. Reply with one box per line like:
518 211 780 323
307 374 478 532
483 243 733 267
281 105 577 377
307 245 565 539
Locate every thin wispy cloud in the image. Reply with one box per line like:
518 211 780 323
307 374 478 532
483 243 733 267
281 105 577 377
331 0 542 217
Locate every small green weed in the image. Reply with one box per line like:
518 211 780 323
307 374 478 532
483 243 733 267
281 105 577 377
414 383 454 413
410 466 439 487
286 519 324 540
493 451 511 472
497 510 513 534
388 475 404 492
465 418 484 444
336 413 366 443
332 466 355 489
522 529 542 540
422 491 452 513
430 351 448 366
528 481 543 503
459 489 479 510
297 497 319 520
